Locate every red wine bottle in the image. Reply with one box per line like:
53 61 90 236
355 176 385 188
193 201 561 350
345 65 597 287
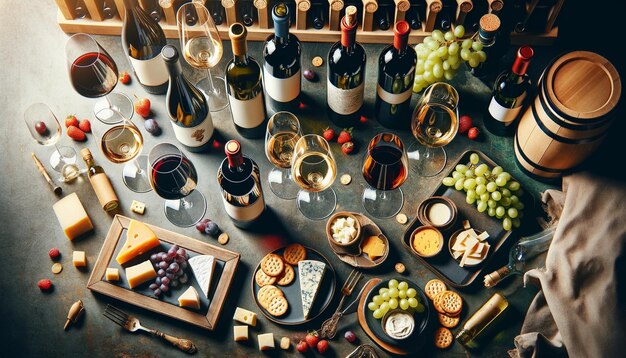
485 46 534 136
327 6 366 127
217 140 266 228
375 21 416 130
162 45 215 152
121 0 168 94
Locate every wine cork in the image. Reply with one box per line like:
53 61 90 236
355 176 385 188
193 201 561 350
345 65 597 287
345 5 357 26
229 23 248 56
480 13 501 32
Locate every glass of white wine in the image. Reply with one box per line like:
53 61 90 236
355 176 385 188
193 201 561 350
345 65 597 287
92 108 152 193
291 134 337 220
177 1 229 112
408 82 459 177
24 103 81 182
265 111 301 200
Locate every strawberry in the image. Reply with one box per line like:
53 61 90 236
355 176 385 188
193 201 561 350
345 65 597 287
337 127 353 144
48 248 61 260
65 114 79 128
38 279 53 292
119 71 131 84
317 340 329 354
79 119 91 133
459 115 473 134
296 340 308 353
468 127 479 140
134 96 151 118
322 127 335 141
304 333 319 349
67 125 86 142
341 141 354 155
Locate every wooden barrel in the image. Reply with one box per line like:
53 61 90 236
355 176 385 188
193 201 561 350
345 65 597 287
515 51 621 180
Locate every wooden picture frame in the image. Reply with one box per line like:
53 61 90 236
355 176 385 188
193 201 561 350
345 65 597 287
87 215 240 331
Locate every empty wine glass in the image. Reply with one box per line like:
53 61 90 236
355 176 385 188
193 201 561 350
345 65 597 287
362 133 409 218
65 33 133 123
24 103 80 182
148 143 207 227
265 111 301 199
407 82 459 177
291 134 337 220
177 1 229 112
92 108 152 193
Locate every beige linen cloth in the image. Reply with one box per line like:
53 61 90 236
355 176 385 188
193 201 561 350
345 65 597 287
508 173 626 358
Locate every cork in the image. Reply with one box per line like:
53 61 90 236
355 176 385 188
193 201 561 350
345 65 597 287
479 13 501 32
229 23 248 56
344 5 357 26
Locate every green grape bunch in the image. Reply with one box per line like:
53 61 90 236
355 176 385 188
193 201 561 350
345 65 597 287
368 279 425 319
413 26 487 92
442 153 525 231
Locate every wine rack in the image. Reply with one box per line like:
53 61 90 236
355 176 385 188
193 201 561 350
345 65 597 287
55 0 562 44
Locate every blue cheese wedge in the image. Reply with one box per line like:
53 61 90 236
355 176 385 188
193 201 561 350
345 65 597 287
298 260 326 319
188 255 216 299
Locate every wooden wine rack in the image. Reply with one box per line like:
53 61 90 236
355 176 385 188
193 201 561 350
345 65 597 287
56 0 562 45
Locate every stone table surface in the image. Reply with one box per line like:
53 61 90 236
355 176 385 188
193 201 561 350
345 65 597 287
4 1 612 357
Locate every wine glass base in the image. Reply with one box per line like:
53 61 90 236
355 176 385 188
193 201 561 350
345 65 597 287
94 92 134 124
196 76 229 112
50 146 77 172
122 155 152 193
164 190 207 227
407 142 447 177
362 187 404 219
297 188 337 220
268 168 299 200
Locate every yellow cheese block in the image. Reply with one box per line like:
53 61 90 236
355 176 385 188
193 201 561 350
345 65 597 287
125 260 157 289
105 268 120 281
116 220 160 265
233 325 248 342
53 193 93 240
258 333 275 351
362 235 386 260
233 307 257 326
72 251 87 267
178 286 201 310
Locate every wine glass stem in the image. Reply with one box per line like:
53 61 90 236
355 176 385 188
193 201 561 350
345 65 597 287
132 158 144 176
181 197 193 209
206 67 218 95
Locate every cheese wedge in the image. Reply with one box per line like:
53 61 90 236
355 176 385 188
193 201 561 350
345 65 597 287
258 333 274 351
53 193 93 240
298 260 326 319
125 260 157 289
362 236 386 260
116 220 160 265
188 255 216 299
233 307 257 326
477 231 490 241
178 286 201 310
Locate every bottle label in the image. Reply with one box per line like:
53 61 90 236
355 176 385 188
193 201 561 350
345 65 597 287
89 173 118 211
222 193 265 222
128 55 168 87
488 98 522 125
170 113 214 148
376 85 413 105
263 68 301 102
327 79 365 115
228 93 266 129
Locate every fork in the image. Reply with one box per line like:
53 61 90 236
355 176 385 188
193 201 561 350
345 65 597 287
320 269 363 339
103 305 198 354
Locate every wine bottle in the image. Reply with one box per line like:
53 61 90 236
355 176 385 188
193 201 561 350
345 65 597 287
312 3 326 29
470 13 509 83
121 0 169 94
408 4 423 30
456 293 509 349
217 140 266 228
377 6 391 31
263 3 302 114
327 6 366 127
375 21 417 130
80 148 119 212
210 2 224 25
241 1 255 26
436 0 452 30
484 45 534 136
74 0 88 18
162 45 215 152
102 0 116 19
226 23 268 138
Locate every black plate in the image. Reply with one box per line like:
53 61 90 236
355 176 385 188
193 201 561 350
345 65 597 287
251 246 336 325
361 279 430 349
111 229 225 314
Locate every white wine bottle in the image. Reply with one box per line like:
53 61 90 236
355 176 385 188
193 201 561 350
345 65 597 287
121 0 169 94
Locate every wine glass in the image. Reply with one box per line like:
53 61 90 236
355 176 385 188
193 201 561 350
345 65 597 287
407 82 459 177
362 133 409 218
92 108 152 193
65 33 133 124
24 103 81 182
177 1 229 112
265 111 301 200
148 143 207 227
291 134 337 220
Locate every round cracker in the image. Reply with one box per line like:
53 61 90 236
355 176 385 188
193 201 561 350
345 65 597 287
255 268 276 287
267 295 289 317
433 291 446 314
434 327 453 349
425 279 447 300
276 263 295 286
283 244 306 265
438 313 460 328
441 291 463 316
257 285 284 308
261 253 285 277
394 262 406 274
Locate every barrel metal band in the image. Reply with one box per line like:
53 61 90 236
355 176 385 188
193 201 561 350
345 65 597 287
531 101 608 145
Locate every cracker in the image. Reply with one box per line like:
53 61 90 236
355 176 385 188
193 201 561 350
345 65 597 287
283 244 306 265
51 263 63 274
434 327 453 349
425 279 447 300
438 313 460 328
255 268 277 287
257 285 284 308
261 253 285 277
433 291 446 314
441 291 463 316
267 295 289 316
276 263 295 286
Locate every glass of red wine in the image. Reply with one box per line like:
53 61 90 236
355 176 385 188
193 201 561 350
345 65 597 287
361 133 409 218
65 33 133 124
148 143 207 227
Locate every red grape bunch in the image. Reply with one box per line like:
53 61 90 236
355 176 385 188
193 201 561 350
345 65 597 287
148 245 189 296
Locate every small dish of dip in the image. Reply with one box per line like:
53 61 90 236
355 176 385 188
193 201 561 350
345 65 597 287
382 309 415 340
417 196 457 231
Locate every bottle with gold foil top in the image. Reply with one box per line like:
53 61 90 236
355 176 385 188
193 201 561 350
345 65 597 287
456 292 509 348
81 148 119 212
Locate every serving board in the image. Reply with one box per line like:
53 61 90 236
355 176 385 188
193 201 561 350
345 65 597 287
327 212 389 269
87 215 240 330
